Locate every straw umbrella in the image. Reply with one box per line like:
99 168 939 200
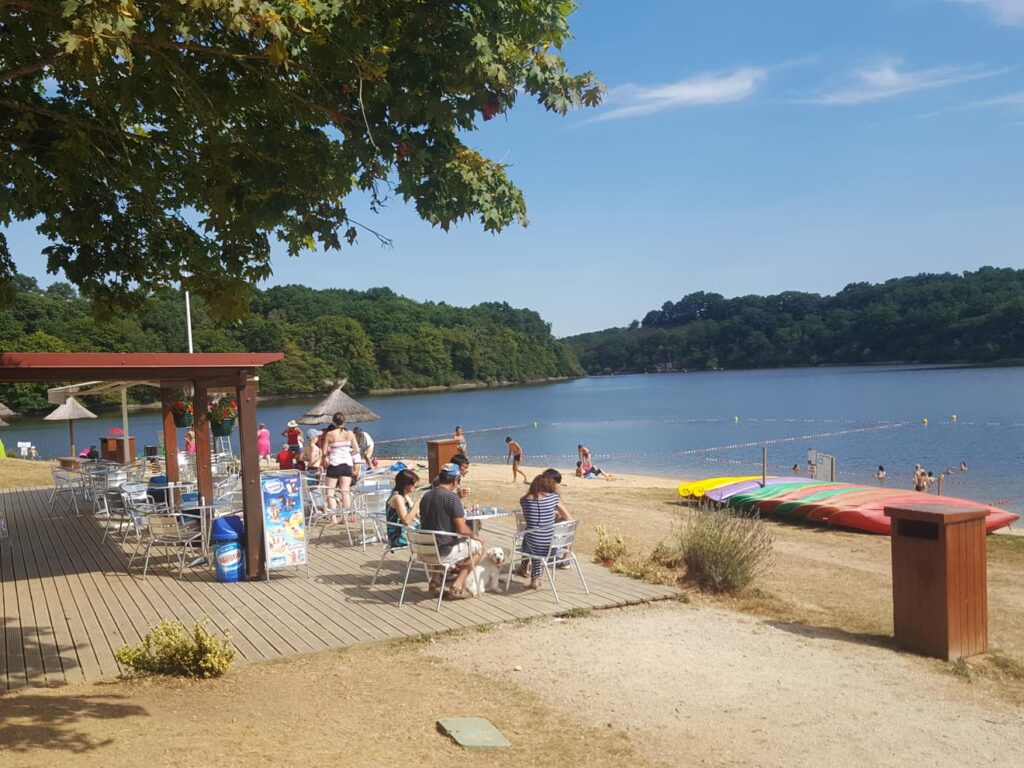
0 415 8 427
0 401 16 418
43 396 97 457
296 382 380 426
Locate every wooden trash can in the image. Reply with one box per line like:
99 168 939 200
427 438 461 482
884 504 989 660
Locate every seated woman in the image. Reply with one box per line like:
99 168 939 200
385 469 420 548
578 460 613 480
518 474 571 589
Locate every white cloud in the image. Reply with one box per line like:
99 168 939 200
593 67 767 122
946 0 1024 26
807 59 1006 105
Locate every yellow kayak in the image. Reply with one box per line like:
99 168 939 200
677 476 765 499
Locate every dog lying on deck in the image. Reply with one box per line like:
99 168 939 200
466 546 505 597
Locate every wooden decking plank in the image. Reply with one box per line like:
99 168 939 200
10 488 82 686
5 491 52 688
33 497 134 679
12 491 105 686
1 491 26 691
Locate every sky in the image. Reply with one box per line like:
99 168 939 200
6 0 1024 336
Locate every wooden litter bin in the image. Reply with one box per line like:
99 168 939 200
426 438 461 482
884 504 988 660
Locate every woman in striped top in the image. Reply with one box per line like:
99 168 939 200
518 474 571 589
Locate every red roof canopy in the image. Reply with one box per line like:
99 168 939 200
0 352 283 385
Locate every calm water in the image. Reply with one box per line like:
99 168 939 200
4 365 1023 518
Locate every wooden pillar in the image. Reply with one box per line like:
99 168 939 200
160 387 180 483
236 376 263 579
194 381 214 504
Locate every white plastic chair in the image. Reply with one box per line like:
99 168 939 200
516 520 589 603
398 529 472 612
369 520 410 588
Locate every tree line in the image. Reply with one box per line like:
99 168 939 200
0 277 581 414
566 268 1024 374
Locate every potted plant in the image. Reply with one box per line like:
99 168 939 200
207 396 238 436
169 392 194 428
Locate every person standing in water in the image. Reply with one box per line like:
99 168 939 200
506 436 528 483
454 425 468 457
876 465 887 485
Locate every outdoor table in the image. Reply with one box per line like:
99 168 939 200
178 495 237 568
464 506 511 535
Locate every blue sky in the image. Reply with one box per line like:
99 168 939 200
7 0 1024 335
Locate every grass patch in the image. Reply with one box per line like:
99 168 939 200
475 623 495 633
396 633 436 646
949 659 973 680
557 607 591 619
987 651 1024 681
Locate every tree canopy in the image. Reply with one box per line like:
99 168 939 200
1 0 601 315
0 276 582 413
568 268 1024 373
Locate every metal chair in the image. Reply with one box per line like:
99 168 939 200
308 484 357 544
48 467 82 515
398 529 473 612
369 520 411 588
516 520 589 603
352 486 390 551
134 511 203 580
503 507 529 591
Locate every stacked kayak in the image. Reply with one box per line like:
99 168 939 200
685 476 1019 535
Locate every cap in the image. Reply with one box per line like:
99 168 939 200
438 463 460 480
307 428 320 440
287 420 298 428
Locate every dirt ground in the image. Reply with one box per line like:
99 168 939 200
2 460 1022 766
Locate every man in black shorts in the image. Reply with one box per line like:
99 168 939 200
505 436 528 483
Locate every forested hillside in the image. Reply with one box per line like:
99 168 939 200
567 268 1024 374
0 277 581 413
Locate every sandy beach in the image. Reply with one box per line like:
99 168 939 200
1 458 1022 766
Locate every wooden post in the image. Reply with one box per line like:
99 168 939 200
194 381 214 504
236 376 263 579
160 387 179 483
761 446 767 487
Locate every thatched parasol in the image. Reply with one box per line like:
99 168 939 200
296 383 380 426
43 396 97 457
0 401 17 418
0 415 8 427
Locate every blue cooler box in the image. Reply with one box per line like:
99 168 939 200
210 515 245 583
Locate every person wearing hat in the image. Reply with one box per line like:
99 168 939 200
418 463 482 599
282 420 303 454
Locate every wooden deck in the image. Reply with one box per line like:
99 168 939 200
0 487 677 692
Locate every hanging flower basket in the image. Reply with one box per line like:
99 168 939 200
211 419 235 437
169 390 194 427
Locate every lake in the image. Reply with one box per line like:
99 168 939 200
4 365 1023 519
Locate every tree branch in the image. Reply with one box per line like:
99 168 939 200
0 54 61 84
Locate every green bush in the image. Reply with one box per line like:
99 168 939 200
674 505 773 593
115 619 235 678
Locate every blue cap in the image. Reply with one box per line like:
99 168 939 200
439 463 460 478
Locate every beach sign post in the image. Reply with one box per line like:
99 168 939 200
259 470 309 580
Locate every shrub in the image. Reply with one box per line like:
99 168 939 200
594 524 628 565
675 505 773 594
115 619 235 678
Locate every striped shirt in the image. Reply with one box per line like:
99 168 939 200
520 492 559 554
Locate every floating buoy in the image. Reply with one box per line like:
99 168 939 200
532 421 538 428
951 414 958 422
923 418 929 426
734 416 739 423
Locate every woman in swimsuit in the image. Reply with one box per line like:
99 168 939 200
319 412 359 510
454 425 468 457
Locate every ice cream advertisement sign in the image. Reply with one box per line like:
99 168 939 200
260 471 308 575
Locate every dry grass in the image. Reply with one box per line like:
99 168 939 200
0 457 55 489
0 638 652 767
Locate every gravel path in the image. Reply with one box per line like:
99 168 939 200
427 602 1024 767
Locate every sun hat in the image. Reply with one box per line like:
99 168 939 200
287 420 298 428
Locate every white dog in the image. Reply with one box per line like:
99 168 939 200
466 546 505 597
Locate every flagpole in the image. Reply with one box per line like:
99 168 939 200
185 290 194 353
